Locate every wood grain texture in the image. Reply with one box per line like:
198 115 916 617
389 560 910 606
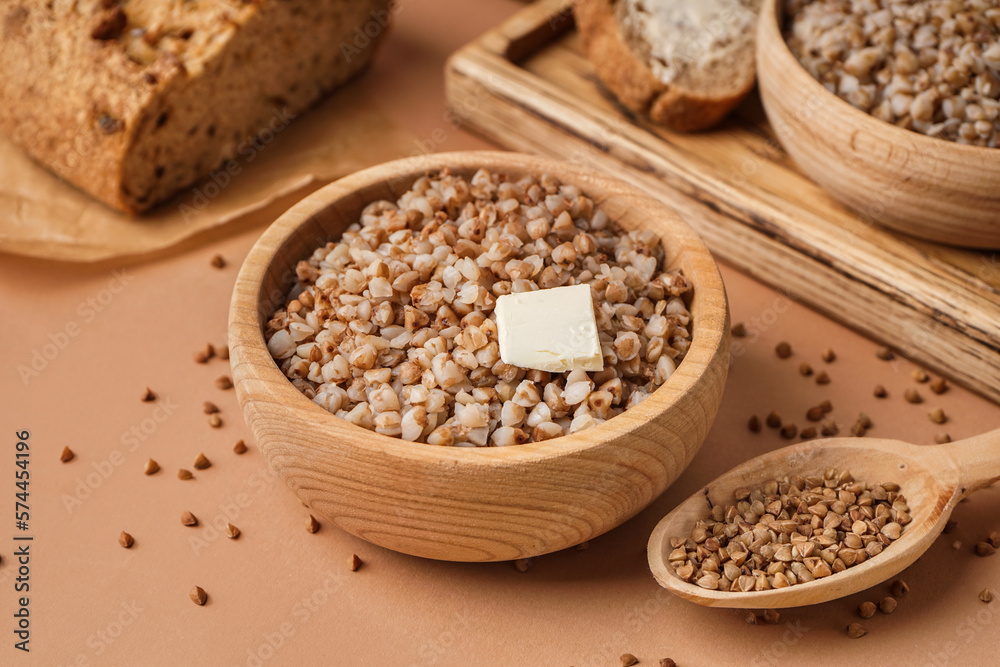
758 0 1000 249
229 151 730 562
444 0 1000 404
647 428 1000 608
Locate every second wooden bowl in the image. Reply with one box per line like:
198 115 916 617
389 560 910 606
229 151 729 561
757 0 1000 249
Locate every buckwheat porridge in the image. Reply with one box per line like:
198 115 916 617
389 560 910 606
264 168 694 446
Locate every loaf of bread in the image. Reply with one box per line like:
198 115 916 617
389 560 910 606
575 0 760 132
0 0 391 214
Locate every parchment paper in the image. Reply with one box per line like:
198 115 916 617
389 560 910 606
0 85 416 263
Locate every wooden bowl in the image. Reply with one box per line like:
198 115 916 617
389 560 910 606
757 0 1000 249
228 151 730 561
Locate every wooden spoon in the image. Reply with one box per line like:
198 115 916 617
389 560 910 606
648 430 1000 608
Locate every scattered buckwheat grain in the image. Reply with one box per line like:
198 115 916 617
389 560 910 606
904 389 923 404
799 362 813 376
891 579 909 597
935 433 952 444
815 371 830 385
141 387 157 402
975 542 996 557
226 523 240 539
748 415 762 433
193 453 211 470
913 370 929 383
929 378 949 394
875 347 894 361
208 414 223 428
847 623 867 639
621 654 638 667
203 401 220 414
233 440 248 454
766 411 782 428
873 385 887 398
981 589 994 603
118 531 134 549
181 511 198 527
821 349 836 363
210 254 226 269
177 469 193 480
194 343 215 364
60 446 75 463
806 406 825 422
858 601 877 619
929 408 947 424
879 597 897 614
216 375 233 390
776 342 792 358
144 459 159 475
190 586 208 606
349 554 363 571
731 322 747 337
306 515 320 533
514 558 532 572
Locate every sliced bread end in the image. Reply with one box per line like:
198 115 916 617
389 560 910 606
575 0 758 132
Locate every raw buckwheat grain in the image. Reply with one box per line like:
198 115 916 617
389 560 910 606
847 622 867 639
785 0 1000 146
265 169 694 446
670 469 910 593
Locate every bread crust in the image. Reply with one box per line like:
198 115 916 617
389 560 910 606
574 0 755 132
0 0 390 214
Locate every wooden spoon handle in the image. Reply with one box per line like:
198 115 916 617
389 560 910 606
947 427 1000 497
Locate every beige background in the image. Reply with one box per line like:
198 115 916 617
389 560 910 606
1 1 998 665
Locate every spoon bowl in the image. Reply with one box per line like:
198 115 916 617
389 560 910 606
648 430 1000 608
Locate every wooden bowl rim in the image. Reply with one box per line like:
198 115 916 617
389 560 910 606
759 0 998 160
229 150 728 468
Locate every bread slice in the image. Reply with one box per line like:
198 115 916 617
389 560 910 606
0 0 390 214
575 0 760 132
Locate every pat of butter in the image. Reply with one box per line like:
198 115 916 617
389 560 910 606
494 284 604 373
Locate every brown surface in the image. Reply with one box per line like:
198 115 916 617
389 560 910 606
1 1 998 665
445 0 1000 405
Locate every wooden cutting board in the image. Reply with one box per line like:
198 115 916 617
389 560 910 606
445 0 1000 404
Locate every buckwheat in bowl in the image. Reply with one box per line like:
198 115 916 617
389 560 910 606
229 152 729 561
757 0 1000 248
